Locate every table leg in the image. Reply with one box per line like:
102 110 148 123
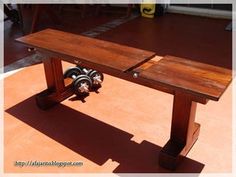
159 91 200 170
43 57 65 93
36 57 74 110
126 4 133 17
30 5 40 33
30 5 60 33
17 4 24 34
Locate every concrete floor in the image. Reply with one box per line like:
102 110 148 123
3 7 232 174
4 60 232 173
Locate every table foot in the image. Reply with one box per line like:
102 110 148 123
159 122 200 170
36 86 73 110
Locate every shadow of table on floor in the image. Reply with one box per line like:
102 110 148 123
6 96 204 173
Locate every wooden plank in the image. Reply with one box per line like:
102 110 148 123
137 55 232 101
36 84 74 110
134 55 163 73
15 28 155 72
159 91 200 170
43 57 65 94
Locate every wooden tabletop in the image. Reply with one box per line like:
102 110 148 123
16 29 232 101
137 55 232 101
16 29 155 72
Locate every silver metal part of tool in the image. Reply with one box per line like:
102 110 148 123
93 74 103 84
72 75 77 79
78 82 89 93
133 72 139 78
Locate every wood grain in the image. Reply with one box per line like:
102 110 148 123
158 91 200 170
15 29 233 170
137 55 232 101
16 28 156 72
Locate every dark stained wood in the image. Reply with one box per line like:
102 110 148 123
16 28 156 72
15 29 232 170
37 56 69 109
42 57 65 94
36 85 74 110
30 5 61 33
159 91 200 170
137 55 232 101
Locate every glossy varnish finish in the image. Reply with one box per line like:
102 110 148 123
137 55 232 101
16 28 156 72
15 29 232 171
159 91 200 170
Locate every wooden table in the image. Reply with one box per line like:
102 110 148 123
16 29 232 170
